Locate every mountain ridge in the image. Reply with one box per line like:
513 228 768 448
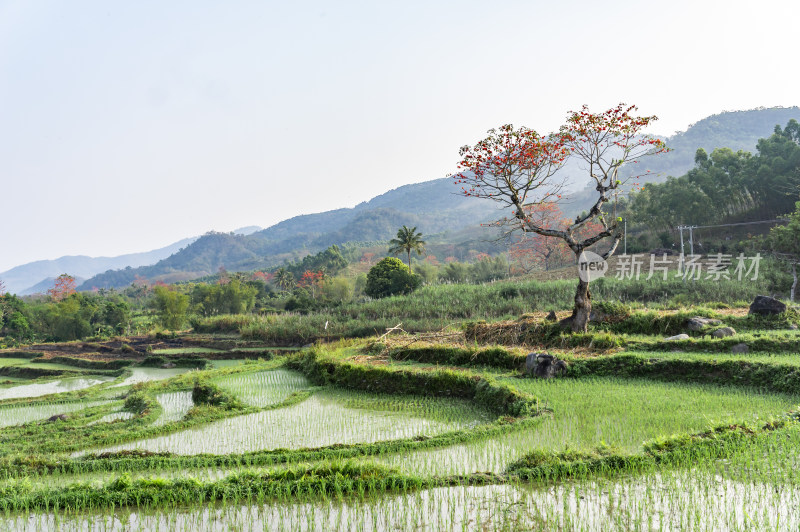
1 237 199 295
5 106 796 293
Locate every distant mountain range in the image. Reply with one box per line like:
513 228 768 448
1 238 198 295
1 227 265 295
78 180 503 289
5 107 798 293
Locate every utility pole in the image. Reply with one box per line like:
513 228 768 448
688 225 698 282
623 218 627 255
678 225 685 278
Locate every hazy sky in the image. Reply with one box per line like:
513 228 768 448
1 0 798 272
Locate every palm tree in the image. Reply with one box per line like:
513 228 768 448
389 226 426 272
274 268 295 292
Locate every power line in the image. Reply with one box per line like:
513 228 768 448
690 219 787 230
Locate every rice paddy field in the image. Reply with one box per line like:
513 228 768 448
0 303 798 530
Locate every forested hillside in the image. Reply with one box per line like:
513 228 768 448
564 107 800 216
625 119 800 230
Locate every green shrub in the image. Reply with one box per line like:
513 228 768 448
365 258 421 299
191 381 242 409
123 392 151 414
152 286 189 330
388 345 524 370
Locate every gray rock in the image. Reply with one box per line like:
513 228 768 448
790 324 798 330
731 343 749 354
47 414 68 422
687 317 722 331
665 334 690 341
527 353 568 378
161 362 176 369
712 327 736 338
525 353 540 374
545 311 558 322
749 295 787 316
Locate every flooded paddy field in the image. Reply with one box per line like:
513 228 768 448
0 330 798 531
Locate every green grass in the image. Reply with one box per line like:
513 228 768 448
194 277 773 344
208 359 246 369
151 347 225 355
624 349 800 366
0 358 34 368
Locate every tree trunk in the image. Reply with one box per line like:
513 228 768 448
407 251 412 273
571 278 592 333
792 262 798 303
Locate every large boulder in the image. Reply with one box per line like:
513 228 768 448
687 317 722 331
525 353 541 374
712 327 736 338
665 334 690 341
749 295 787 316
731 343 749 354
526 353 568 379
47 414 69 422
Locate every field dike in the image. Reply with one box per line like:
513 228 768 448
384 341 800 394
0 341 797 512
463 309 800 353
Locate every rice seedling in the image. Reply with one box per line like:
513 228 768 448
212 369 310 407
0 377 113 401
89 410 135 425
5 467 800 531
365 377 796 476
0 358 36 368
151 392 193 426
150 348 225 355
111 368 191 388
90 389 491 456
0 401 109 428
208 359 246 369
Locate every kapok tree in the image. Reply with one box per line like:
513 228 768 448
510 204 605 273
453 104 667 332
48 274 77 302
508 204 574 273
298 270 325 299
